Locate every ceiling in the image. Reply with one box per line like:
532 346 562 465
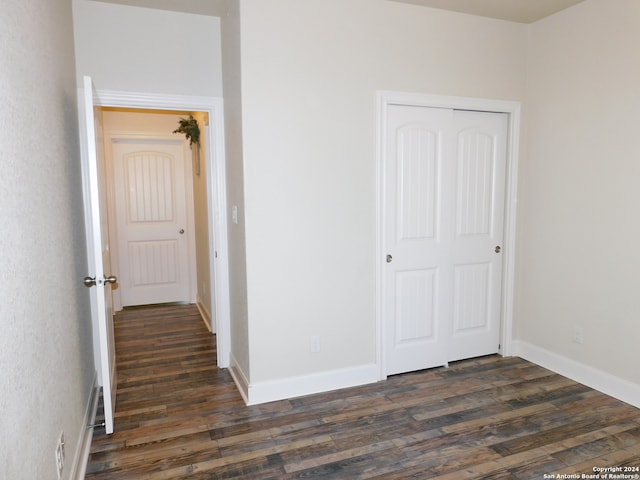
388 0 585 23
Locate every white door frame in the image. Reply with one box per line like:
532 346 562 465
94 88 231 368
376 91 521 380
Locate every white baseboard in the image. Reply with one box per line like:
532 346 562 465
69 372 99 480
227 353 379 406
245 364 379 406
228 352 250 405
196 298 214 333
513 340 640 409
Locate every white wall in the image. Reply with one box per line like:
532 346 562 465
191 111 214 328
239 0 527 385
0 0 96 478
73 0 223 96
518 0 640 386
218 0 251 381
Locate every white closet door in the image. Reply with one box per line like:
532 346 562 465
448 110 507 362
384 105 507 376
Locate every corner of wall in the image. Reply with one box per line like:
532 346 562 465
196 298 214 332
513 340 640 409
245 364 379 406
229 352 250 405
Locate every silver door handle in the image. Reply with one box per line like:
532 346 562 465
179 229 185 234
386 254 393 263
83 275 117 288
495 246 501 253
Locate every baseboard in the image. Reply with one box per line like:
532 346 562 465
245 364 379 406
69 372 99 480
196 298 214 333
228 353 250 405
227 353 379 406
513 340 640 409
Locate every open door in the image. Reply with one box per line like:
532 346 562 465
79 76 117 434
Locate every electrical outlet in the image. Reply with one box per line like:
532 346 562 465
310 336 321 353
55 431 65 480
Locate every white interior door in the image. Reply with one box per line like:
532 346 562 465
79 76 117 434
111 139 191 307
384 104 507 376
448 110 507 362
384 105 451 376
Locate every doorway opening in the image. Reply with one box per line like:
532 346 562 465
93 89 231 369
101 107 213 328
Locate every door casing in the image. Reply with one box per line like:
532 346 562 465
92 89 231 369
376 91 521 380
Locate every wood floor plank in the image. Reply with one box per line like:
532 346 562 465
85 304 640 479
421 423 640 480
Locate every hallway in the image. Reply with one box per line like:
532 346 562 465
86 304 242 478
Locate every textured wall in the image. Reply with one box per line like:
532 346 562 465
0 0 95 479
519 0 640 385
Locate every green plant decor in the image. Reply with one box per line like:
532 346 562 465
173 115 200 146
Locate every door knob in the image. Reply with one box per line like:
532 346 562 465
83 275 117 288
495 246 501 253
386 254 393 263
179 229 185 234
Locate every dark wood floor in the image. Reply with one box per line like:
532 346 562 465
85 304 640 479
